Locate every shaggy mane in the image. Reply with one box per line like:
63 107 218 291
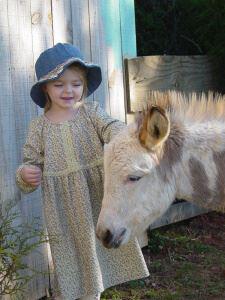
140 91 225 123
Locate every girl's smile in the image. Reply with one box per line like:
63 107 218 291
61 97 74 101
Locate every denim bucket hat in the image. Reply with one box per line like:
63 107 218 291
30 43 102 108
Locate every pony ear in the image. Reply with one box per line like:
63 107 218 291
138 105 170 150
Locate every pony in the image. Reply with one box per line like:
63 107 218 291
96 92 225 248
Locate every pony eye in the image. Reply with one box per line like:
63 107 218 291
128 175 142 182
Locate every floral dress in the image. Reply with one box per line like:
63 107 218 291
16 101 149 300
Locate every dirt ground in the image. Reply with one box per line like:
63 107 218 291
102 211 225 300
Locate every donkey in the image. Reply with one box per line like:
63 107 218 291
96 92 225 249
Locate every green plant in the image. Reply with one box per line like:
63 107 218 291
145 288 180 300
128 279 145 289
101 288 123 299
0 201 48 296
147 230 173 253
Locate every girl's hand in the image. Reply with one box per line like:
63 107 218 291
20 165 42 187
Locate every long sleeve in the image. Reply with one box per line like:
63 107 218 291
16 117 44 193
84 101 126 144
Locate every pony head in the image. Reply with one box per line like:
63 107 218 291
97 102 179 248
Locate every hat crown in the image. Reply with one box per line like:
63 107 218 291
35 43 84 80
31 43 102 108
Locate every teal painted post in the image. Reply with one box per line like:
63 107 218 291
119 0 137 58
100 0 122 70
119 0 137 118
100 0 137 121
100 0 137 61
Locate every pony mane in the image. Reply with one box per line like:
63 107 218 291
139 91 225 123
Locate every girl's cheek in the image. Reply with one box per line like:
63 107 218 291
74 87 83 93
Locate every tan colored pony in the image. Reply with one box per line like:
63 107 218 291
97 92 225 248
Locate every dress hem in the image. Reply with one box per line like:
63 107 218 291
59 270 150 300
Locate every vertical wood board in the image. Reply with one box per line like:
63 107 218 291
100 0 125 120
70 0 94 103
88 0 110 110
71 0 91 61
0 0 53 299
119 0 137 58
31 0 53 117
30 1 55 298
52 0 73 44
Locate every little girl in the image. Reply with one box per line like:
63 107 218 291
16 43 149 300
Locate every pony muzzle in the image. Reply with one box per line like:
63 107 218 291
96 226 127 249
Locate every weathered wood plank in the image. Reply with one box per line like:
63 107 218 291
126 55 216 112
52 0 72 44
119 0 137 58
71 0 91 62
69 0 137 119
99 0 126 120
119 0 137 121
0 0 13 204
70 0 94 103
151 202 208 230
88 0 110 110
30 1 57 298
31 0 53 62
31 0 53 118
0 0 52 299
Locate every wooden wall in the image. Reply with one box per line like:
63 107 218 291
0 0 136 299
125 55 216 116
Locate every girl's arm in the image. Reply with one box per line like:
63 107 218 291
85 101 126 144
16 118 44 193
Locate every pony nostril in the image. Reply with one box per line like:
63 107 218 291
103 229 113 245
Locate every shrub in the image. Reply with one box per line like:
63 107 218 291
0 201 48 296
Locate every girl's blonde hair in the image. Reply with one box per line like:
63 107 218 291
44 64 88 113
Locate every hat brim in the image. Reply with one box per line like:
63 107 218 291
30 58 102 108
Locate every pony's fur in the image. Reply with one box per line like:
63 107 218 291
143 91 225 123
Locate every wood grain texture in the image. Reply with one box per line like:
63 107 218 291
52 0 73 44
31 0 53 116
126 55 216 112
88 0 110 109
119 0 137 58
30 0 56 295
99 0 125 120
151 202 209 230
71 0 91 61
0 1 52 299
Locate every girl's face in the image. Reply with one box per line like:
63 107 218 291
44 68 84 111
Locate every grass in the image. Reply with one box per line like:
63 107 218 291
101 211 225 299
